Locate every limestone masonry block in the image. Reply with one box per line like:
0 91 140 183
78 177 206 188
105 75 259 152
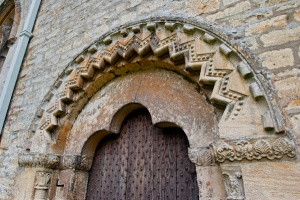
286 100 300 115
245 15 288 36
223 0 240 7
290 114 300 135
274 77 300 106
186 0 219 14
259 48 294 69
242 162 300 200
206 1 251 21
294 9 300 21
261 26 300 47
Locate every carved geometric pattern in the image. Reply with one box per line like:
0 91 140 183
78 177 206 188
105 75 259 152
37 21 254 136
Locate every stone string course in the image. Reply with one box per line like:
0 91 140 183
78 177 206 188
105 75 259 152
0 0 299 199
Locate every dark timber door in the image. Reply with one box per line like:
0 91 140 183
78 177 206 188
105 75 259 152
86 108 199 200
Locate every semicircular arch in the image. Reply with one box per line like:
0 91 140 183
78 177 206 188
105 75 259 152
29 17 287 156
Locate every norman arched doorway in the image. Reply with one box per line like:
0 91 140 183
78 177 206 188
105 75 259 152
16 18 297 200
86 108 198 200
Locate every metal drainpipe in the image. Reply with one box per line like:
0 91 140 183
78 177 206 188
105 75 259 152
0 0 42 135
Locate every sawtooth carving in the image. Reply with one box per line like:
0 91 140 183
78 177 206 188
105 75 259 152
32 19 287 157
37 21 255 135
211 137 296 163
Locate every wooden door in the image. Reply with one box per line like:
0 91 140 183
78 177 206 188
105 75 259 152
86 108 199 200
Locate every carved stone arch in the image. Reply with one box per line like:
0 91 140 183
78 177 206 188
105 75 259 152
17 17 298 200
80 101 199 159
63 69 216 156
25 17 296 161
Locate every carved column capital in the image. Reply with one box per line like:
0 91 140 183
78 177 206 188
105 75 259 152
188 146 215 166
34 172 52 200
19 153 93 171
18 153 60 168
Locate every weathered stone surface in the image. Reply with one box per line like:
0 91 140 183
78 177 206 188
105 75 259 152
1 0 300 199
294 9 300 21
259 48 294 69
186 0 219 14
223 0 240 7
286 100 300 115
243 38 259 50
290 114 300 134
242 162 300 200
274 77 300 106
64 69 216 155
254 0 289 7
276 1 300 11
218 96 266 138
261 26 300 47
269 68 300 80
245 15 288 36
206 1 251 21
196 166 226 199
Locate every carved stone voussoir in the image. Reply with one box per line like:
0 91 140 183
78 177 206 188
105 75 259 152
211 137 296 163
188 146 215 166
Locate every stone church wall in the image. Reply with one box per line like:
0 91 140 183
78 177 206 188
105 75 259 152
0 0 299 199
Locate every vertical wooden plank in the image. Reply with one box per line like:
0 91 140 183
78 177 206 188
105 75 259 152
118 116 130 200
126 109 153 200
86 108 199 200
175 128 199 200
161 128 178 200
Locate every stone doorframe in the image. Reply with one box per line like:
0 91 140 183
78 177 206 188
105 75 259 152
18 17 297 199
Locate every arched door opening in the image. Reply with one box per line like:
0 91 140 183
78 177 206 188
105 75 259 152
86 108 199 200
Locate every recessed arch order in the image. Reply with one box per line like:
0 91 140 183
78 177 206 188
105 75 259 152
27 17 295 166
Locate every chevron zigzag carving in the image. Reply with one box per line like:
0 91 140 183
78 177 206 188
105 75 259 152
37 20 268 137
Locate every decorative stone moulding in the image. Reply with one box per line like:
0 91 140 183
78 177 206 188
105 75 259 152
18 153 93 171
30 18 287 158
210 137 296 163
